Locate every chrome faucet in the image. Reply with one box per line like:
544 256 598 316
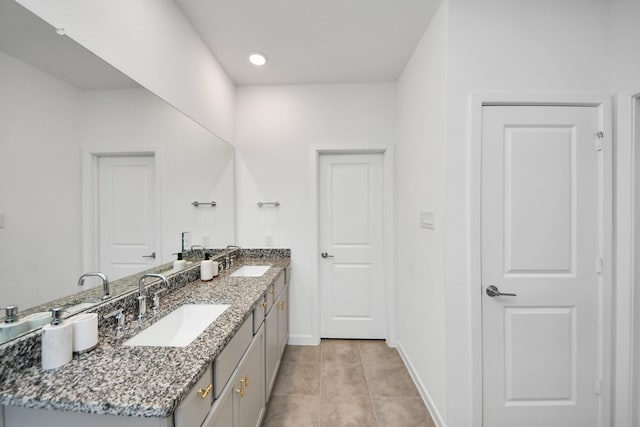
2 305 18 323
137 273 169 320
77 272 110 300
103 309 125 332
225 245 241 268
190 244 205 259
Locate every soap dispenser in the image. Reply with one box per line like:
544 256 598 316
41 308 73 370
200 252 216 281
173 252 187 272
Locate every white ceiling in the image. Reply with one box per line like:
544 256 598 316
0 0 138 90
175 0 441 85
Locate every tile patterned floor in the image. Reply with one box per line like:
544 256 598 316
262 339 436 427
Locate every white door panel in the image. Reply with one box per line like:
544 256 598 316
504 126 575 274
98 156 158 280
482 106 603 426
319 153 385 339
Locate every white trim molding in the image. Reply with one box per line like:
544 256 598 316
397 341 447 427
614 90 640 427
468 93 613 427
81 145 163 273
308 145 395 346
286 334 316 346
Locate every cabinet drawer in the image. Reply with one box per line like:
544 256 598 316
253 296 266 334
267 271 286 309
214 316 252 399
265 283 275 313
274 271 285 300
174 364 213 427
277 286 289 356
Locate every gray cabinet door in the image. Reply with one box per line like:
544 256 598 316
237 325 264 427
265 302 279 402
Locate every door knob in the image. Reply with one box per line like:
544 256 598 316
486 285 516 297
142 252 156 259
321 252 334 259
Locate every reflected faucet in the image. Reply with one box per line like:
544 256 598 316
137 273 169 320
3 305 18 323
77 272 110 300
225 245 241 268
190 244 205 259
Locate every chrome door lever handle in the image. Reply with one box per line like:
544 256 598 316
321 252 334 259
142 252 156 259
486 285 516 297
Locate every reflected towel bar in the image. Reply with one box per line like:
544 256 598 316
257 201 280 207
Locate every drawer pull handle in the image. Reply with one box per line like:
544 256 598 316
235 386 245 398
197 384 212 399
260 302 267 308
241 375 250 387
279 301 286 310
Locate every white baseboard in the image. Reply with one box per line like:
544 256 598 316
287 334 318 346
397 341 447 427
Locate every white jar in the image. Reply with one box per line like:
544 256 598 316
41 308 73 370
200 253 215 281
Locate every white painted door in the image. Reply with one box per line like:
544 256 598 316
319 153 385 339
98 155 158 281
482 106 605 426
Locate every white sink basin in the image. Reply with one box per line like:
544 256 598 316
124 304 230 347
230 265 271 277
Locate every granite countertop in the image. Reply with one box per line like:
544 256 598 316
0 256 290 418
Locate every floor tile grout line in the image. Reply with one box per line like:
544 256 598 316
319 339 324 427
359 340 381 427
270 341 432 427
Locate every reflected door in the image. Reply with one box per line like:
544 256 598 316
319 153 385 339
481 106 604 426
98 155 158 280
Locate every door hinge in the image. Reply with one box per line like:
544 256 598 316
595 378 601 396
596 257 604 275
595 131 604 151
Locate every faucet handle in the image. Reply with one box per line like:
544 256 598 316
152 289 167 312
3 305 18 323
103 309 125 332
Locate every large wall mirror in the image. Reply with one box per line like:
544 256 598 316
0 0 235 342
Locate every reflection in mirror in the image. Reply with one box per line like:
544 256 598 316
0 0 235 343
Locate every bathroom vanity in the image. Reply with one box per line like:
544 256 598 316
0 252 290 427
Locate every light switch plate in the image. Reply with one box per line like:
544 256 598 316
420 211 435 230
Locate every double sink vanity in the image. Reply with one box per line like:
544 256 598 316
1 3 280 426
0 249 291 427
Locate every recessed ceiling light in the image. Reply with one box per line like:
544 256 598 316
249 53 267 66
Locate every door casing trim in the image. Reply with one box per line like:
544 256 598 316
468 93 613 427
81 145 163 274
305 146 396 347
614 90 640 427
